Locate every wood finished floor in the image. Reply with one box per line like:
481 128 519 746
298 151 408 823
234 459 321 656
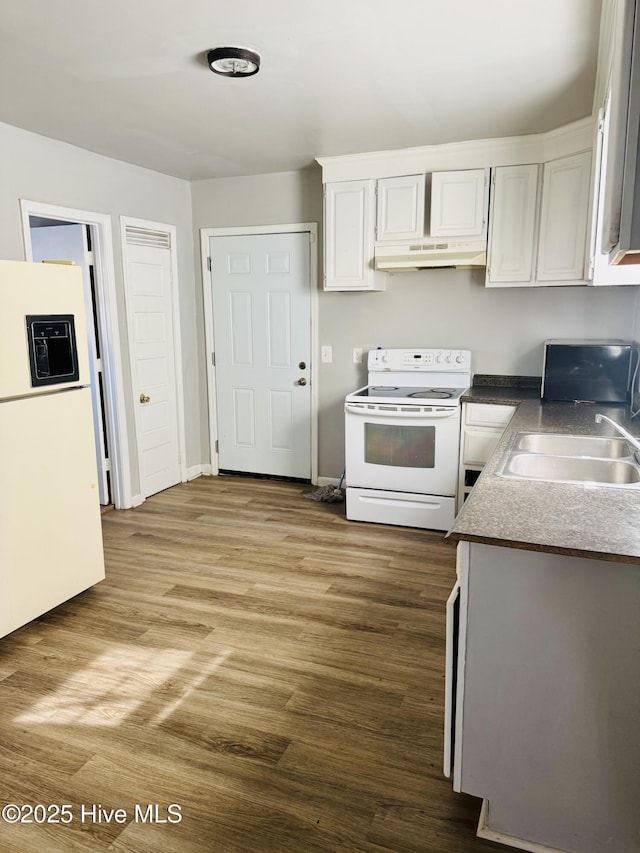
0 476 511 853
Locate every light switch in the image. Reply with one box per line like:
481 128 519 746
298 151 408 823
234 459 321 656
321 345 333 363
353 347 363 364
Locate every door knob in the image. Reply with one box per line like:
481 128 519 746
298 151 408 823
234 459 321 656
140 393 151 403
297 378 307 386
298 361 307 370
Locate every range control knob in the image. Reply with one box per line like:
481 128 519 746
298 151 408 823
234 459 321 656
435 353 442 363
382 352 390 362
456 354 465 364
444 353 452 364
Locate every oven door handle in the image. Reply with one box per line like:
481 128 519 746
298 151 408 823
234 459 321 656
344 402 459 419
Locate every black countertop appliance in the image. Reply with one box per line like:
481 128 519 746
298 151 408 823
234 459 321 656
542 339 634 404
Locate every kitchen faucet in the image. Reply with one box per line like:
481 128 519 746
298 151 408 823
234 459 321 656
595 413 640 463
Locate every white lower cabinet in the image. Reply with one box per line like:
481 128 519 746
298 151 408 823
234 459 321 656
457 402 515 510
446 541 640 853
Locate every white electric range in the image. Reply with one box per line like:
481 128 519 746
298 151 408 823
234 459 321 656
344 347 471 530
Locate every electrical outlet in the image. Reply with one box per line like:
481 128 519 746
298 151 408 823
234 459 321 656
321 345 333 363
353 347 363 364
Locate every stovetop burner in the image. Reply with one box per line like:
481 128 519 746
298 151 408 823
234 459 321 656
408 389 453 399
349 385 465 403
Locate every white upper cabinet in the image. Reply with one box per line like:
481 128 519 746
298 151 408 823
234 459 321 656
587 0 640 287
324 180 385 291
536 151 592 281
317 116 595 291
376 175 425 241
430 169 488 237
487 152 592 287
487 165 540 284
591 105 640 285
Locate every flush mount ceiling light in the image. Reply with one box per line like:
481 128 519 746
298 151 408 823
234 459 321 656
207 47 260 78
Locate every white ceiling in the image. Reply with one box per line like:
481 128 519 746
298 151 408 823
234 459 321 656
0 0 603 181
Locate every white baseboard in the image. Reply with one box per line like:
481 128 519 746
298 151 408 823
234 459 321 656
316 476 341 487
477 801 562 853
131 494 144 508
185 464 214 481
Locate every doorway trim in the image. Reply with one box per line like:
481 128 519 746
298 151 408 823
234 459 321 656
19 199 133 508
120 215 188 498
200 223 319 484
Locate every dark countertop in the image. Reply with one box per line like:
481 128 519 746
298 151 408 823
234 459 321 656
461 374 542 405
450 385 640 564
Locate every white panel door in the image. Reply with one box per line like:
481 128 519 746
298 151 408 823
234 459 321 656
487 164 540 284
124 242 181 498
430 169 488 237
324 180 384 290
536 151 592 281
210 232 311 479
376 175 425 241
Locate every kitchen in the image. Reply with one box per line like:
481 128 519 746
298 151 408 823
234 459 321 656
1 0 639 851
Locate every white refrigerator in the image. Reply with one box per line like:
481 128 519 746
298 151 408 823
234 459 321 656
0 259 105 639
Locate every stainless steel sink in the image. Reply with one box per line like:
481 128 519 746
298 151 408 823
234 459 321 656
501 453 640 486
515 432 630 458
497 431 640 488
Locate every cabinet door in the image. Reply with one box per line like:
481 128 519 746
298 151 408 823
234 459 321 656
464 403 516 429
430 169 488 237
536 151 592 281
376 175 425 241
591 104 640 285
324 180 385 291
487 165 539 284
462 429 503 467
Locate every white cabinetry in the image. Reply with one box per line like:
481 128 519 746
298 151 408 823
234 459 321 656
536 151 592 281
324 180 385 291
376 170 488 243
487 165 539 284
457 403 515 510
376 174 425 241
430 169 488 237
317 118 594 291
487 152 592 287
591 104 640 285
446 541 640 853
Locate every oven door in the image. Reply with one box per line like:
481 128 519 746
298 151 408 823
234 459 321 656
344 401 461 495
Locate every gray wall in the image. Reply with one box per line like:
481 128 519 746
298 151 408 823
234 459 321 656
192 167 640 479
191 167 324 465
4 121 638 485
0 121 200 498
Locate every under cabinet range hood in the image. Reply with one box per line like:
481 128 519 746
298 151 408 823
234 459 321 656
374 240 487 271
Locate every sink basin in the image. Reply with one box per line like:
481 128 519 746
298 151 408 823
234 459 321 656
515 433 630 458
499 453 640 486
